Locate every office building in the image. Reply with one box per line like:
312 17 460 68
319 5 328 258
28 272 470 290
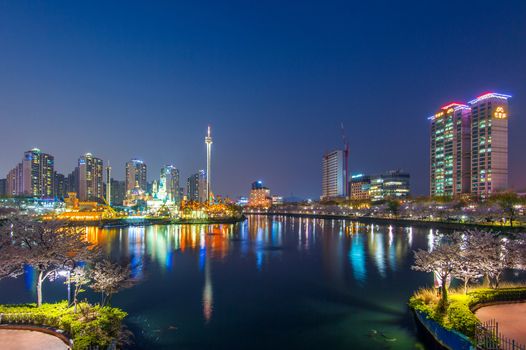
321 149 347 200
370 170 410 202
78 153 104 201
126 159 147 193
248 181 272 208
469 92 511 197
430 103 471 197
350 174 371 200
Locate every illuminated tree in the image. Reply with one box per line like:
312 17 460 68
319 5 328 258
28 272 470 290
469 230 522 288
490 192 523 227
90 260 132 306
412 239 461 304
6 217 95 306
68 266 90 313
0 219 25 280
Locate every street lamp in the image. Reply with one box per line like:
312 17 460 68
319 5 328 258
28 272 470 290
58 270 71 306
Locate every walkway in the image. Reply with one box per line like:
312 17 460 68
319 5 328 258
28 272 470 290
475 302 526 345
0 329 69 350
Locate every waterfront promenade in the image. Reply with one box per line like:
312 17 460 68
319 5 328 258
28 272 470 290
0 329 68 350
475 302 526 345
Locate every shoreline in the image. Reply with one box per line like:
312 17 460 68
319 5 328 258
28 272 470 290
39 216 247 228
246 211 525 232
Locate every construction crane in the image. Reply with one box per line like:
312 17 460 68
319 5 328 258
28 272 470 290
341 123 350 198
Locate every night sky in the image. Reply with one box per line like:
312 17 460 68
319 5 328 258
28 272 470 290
1 0 525 199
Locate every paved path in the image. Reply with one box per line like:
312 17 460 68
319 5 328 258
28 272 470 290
475 302 526 346
0 329 69 350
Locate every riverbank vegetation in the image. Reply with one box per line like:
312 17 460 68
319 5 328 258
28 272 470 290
0 215 134 348
0 301 129 349
410 285 526 338
410 228 526 339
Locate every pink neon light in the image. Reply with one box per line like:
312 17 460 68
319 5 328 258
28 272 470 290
440 102 465 110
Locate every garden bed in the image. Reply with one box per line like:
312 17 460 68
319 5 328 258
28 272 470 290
0 301 127 350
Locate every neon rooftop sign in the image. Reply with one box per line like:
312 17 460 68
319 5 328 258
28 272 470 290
468 92 511 104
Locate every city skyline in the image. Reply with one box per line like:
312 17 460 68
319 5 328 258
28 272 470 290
1 1 526 198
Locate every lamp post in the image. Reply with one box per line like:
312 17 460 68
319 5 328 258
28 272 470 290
58 270 71 306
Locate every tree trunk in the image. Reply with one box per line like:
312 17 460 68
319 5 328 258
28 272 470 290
37 271 43 307
441 276 448 303
464 278 469 295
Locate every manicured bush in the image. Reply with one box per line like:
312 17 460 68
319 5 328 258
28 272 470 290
0 301 127 350
409 286 526 341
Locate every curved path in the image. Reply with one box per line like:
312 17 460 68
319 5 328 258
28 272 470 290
475 302 526 345
0 329 69 350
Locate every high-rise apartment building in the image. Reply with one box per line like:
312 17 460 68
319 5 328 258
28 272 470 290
126 159 147 193
53 172 66 199
430 103 471 197
469 92 511 197
429 92 511 198
78 153 104 201
186 170 206 202
164 165 181 203
110 179 126 206
6 148 54 197
321 149 346 200
0 178 6 196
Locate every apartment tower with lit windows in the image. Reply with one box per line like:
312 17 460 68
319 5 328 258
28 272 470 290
429 92 511 198
430 103 471 197
468 92 511 197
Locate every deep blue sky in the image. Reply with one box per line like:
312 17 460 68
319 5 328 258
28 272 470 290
1 0 525 198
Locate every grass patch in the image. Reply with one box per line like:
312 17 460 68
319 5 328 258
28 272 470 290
0 301 127 349
409 285 526 339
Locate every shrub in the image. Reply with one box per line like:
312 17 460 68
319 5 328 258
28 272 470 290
0 302 127 350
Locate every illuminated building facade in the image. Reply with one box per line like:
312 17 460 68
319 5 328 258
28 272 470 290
105 163 111 205
78 153 104 201
469 93 510 197
430 103 471 197
429 92 511 198
126 159 147 193
6 148 54 197
248 181 272 208
321 149 346 200
164 165 181 203
370 170 410 202
350 174 371 200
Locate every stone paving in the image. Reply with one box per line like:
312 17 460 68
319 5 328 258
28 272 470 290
0 329 69 350
475 302 526 346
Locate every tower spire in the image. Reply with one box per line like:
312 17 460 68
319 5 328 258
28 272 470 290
205 125 213 204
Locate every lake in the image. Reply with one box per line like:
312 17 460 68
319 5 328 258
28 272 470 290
0 215 450 349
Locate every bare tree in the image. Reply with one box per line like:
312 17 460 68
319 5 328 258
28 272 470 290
90 260 132 306
7 217 95 306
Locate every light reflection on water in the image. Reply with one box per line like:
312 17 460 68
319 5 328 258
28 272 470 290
3 215 442 349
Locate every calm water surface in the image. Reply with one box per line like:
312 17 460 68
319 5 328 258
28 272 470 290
0 215 447 349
